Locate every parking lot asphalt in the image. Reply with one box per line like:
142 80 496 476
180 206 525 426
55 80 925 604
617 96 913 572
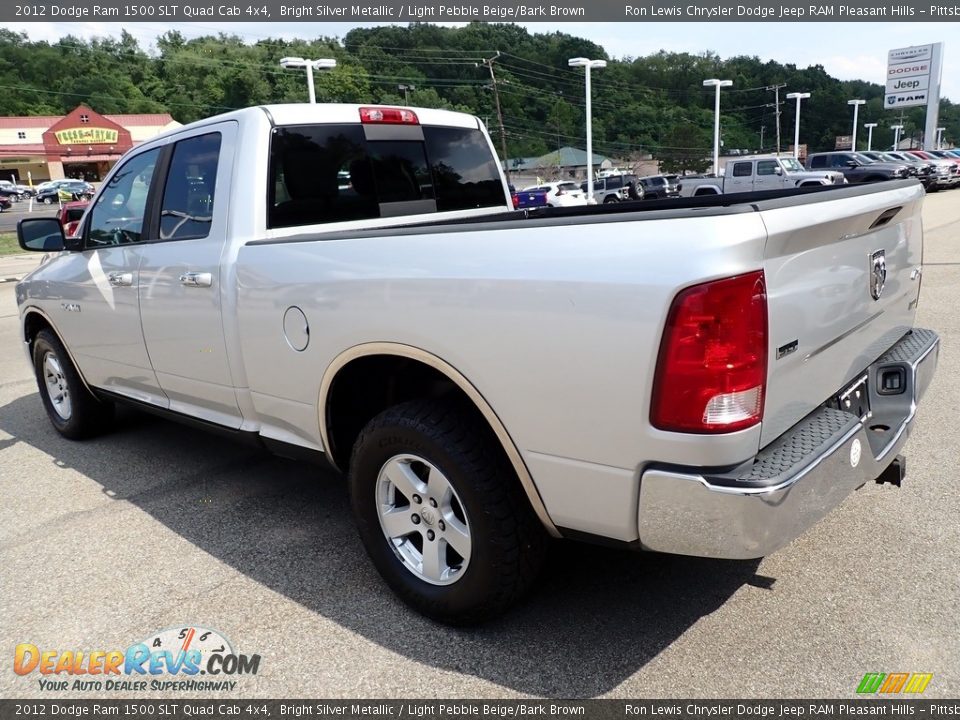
0 192 957 700
0 200 58 233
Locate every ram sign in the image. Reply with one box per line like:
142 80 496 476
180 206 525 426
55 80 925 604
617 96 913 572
884 44 939 109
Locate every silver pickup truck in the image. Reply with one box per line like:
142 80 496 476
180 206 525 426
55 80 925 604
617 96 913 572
16 104 939 624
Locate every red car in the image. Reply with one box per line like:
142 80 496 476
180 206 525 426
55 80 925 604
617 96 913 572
0 195 11 212
57 200 89 237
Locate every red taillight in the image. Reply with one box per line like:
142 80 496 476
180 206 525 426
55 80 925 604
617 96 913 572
651 271 768 434
359 107 419 125
511 193 519 209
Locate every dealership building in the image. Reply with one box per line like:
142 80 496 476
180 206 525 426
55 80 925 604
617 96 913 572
0 104 181 185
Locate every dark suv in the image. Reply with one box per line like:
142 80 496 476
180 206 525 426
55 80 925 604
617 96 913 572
806 152 910 183
639 175 680 199
36 180 94 204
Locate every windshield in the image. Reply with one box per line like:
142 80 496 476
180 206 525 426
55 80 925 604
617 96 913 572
558 182 580 192
780 158 804 172
880 153 906 162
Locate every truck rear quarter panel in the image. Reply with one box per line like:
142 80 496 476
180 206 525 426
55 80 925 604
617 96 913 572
234 210 770 540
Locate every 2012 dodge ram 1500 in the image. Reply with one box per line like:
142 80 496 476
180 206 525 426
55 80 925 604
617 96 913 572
16 104 939 623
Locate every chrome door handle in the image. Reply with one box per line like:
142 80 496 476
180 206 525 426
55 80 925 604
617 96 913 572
107 271 134 287
179 272 213 288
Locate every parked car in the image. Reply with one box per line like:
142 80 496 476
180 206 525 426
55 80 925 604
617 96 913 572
901 151 960 187
521 181 587 207
639 175 680 199
861 151 942 191
0 180 21 201
57 201 90 237
36 180 94 204
681 155 844 196
508 184 549 210
15 102 938 624
0 195 11 212
806 152 911 183
581 174 638 203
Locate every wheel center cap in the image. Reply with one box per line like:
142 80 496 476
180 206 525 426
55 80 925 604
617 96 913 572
420 508 436 526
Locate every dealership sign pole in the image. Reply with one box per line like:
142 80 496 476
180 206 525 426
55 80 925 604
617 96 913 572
884 43 943 151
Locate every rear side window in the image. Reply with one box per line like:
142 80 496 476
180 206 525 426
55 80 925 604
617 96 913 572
269 123 504 229
159 132 221 241
733 162 752 177
810 155 827 169
270 125 375 229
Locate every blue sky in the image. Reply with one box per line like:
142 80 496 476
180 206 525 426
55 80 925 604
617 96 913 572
8 21 957 102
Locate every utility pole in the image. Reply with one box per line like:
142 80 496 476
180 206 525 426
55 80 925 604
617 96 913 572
555 91 563 172
766 83 786 154
480 53 510 184
760 124 765 152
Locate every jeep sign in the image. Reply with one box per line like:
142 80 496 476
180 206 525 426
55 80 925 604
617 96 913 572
886 74 930 96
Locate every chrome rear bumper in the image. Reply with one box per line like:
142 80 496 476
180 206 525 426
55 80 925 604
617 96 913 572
637 328 939 559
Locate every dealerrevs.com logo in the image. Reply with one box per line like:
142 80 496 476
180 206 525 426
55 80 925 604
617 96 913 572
14 626 261 692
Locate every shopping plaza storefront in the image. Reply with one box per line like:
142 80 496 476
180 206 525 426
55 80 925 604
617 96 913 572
0 104 180 185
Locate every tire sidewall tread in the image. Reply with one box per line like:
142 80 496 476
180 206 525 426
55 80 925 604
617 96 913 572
349 399 546 625
32 329 113 440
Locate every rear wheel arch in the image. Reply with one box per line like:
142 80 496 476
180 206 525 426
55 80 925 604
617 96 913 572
694 186 720 196
319 343 559 537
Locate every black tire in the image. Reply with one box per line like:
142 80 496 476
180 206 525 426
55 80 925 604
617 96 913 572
42 197 53 205
349 399 547 625
32 329 113 440
603 195 619 203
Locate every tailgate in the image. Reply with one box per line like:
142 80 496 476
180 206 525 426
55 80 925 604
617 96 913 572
757 181 925 447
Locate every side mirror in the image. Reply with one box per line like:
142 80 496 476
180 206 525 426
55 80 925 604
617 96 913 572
846 160 859 167
18 217 67 253
775 166 783 175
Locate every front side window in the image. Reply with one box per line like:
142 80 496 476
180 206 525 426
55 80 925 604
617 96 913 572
810 155 827 169
733 162 752 177
159 133 221 241
87 148 160 247
756 160 778 176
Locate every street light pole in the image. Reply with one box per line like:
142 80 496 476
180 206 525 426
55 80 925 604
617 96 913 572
569 57 607 203
398 84 416 103
704 79 733 175
864 123 878 151
891 124 904 150
279 57 337 104
786 92 810 159
848 99 866 150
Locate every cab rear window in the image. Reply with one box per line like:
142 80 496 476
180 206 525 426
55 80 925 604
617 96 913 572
268 123 504 229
